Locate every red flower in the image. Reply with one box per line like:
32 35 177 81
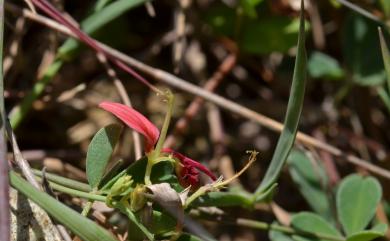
99 102 159 152
99 102 216 188
162 148 217 188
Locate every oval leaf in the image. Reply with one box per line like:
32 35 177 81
336 174 382 235
291 212 342 241
346 231 383 241
87 123 122 188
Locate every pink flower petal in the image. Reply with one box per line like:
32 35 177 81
163 148 216 181
99 102 160 152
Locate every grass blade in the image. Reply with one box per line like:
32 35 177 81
379 28 390 93
254 0 307 196
10 171 118 241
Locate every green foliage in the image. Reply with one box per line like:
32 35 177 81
336 174 382 236
291 212 342 241
269 228 294 241
270 173 386 241
255 3 307 195
204 4 309 54
240 17 307 54
308 52 344 80
343 14 385 86
345 229 385 241
288 149 332 221
86 124 122 188
239 0 263 18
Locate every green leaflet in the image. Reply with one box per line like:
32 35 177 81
336 174 382 236
86 124 122 188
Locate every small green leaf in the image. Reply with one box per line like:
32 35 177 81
240 0 263 18
288 149 332 221
269 228 294 241
10 171 118 241
240 17 309 54
343 14 385 86
255 0 307 195
337 174 382 235
346 231 383 241
345 223 387 241
308 51 344 80
86 124 122 188
371 223 388 233
291 212 342 241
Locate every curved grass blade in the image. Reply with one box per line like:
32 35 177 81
255 0 307 196
10 171 118 241
379 28 390 93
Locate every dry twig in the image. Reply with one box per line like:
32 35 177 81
6 3 390 180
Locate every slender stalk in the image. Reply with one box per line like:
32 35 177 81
48 180 106 202
0 1 9 240
32 168 91 192
33 173 105 202
145 92 175 185
154 91 175 156
81 201 94 216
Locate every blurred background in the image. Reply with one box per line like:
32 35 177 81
4 0 390 240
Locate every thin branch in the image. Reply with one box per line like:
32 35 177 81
336 0 384 25
6 120 41 189
164 53 236 148
7 3 390 180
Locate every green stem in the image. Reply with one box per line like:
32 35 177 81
81 201 94 216
116 203 155 240
185 186 208 208
48 180 106 202
145 91 175 185
144 160 153 186
32 168 91 192
154 91 175 156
